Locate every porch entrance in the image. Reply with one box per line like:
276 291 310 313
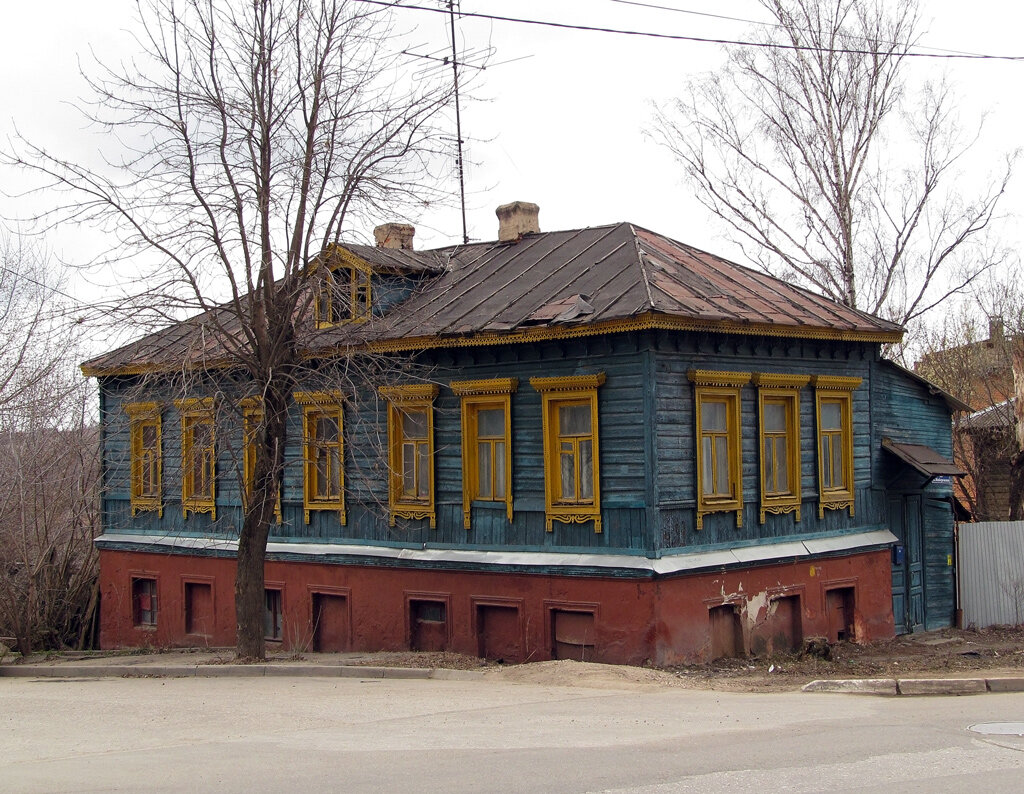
889 494 925 634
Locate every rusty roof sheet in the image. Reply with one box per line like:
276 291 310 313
82 222 904 374
881 438 964 477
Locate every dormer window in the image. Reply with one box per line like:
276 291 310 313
316 264 371 328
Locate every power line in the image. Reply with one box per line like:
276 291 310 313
359 0 1024 61
603 0 992 58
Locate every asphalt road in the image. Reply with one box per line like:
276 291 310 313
3 675 1024 793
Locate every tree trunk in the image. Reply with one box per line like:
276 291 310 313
1010 339 1024 520
234 378 289 661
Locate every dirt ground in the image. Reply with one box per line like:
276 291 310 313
7 626 1023 693
348 625 1024 692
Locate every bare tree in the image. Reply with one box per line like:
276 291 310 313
4 0 455 660
653 0 1014 327
0 236 100 656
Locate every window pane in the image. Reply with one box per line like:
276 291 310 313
416 443 429 498
329 447 341 497
763 402 786 433
316 415 339 443
560 443 576 500
579 439 593 500
559 404 591 435
477 408 504 438
764 438 775 490
494 442 506 499
477 441 493 499
774 437 788 492
701 437 713 493
821 401 842 430
142 424 157 448
403 409 427 440
402 443 416 495
831 437 844 488
822 437 833 487
714 436 729 496
702 400 727 432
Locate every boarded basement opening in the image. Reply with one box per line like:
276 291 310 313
826 587 856 642
184 582 213 636
708 604 743 659
477 604 523 663
551 610 596 661
410 599 448 652
311 593 349 652
765 595 802 654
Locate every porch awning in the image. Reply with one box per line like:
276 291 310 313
881 438 964 478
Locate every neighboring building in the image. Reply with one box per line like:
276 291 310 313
958 399 1017 521
84 202 964 664
916 319 1018 521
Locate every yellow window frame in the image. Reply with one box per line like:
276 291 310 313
295 391 346 525
126 401 163 518
240 397 282 523
529 374 605 534
688 370 751 530
379 384 439 528
450 378 518 530
813 375 862 519
754 374 810 524
174 398 216 520
314 247 372 328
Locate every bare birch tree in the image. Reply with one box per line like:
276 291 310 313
654 0 1014 327
0 235 100 656
4 0 455 659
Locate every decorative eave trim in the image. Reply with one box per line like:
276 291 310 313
752 373 811 389
82 312 903 378
449 377 519 396
293 390 345 406
173 397 215 414
378 384 440 402
813 375 863 391
530 373 606 392
313 243 373 275
687 369 752 387
124 401 161 418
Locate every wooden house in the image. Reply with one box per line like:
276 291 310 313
84 202 965 664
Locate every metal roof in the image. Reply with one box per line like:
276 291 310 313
881 438 964 478
962 399 1017 430
82 223 905 375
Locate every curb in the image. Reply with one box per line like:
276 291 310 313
803 677 1024 696
0 664 486 681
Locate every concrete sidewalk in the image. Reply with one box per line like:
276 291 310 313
3 649 1024 695
0 649 484 682
802 675 1024 695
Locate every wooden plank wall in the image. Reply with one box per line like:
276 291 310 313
653 331 876 550
870 360 957 629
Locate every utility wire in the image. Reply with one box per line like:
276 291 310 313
359 0 1024 61
604 0 991 57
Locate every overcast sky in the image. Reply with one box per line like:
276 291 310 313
2 1 1023 325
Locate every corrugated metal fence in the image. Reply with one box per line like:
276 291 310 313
959 521 1024 628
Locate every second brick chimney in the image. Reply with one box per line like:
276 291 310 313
373 223 415 250
496 201 540 242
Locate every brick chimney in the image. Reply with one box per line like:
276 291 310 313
373 223 415 250
496 201 540 242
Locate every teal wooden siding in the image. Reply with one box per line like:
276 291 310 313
652 332 877 550
870 360 957 630
97 328 955 611
99 334 649 554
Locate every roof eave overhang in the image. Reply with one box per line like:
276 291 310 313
82 311 903 378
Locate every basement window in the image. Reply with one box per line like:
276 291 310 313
264 589 283 641
132 577 158 628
